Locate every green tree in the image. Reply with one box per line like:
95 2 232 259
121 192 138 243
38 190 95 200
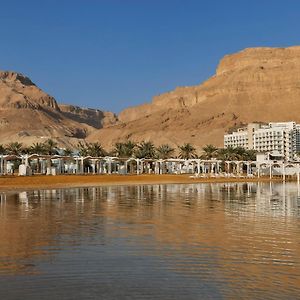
156 144 175 159
0 144 6 155
77 141 88 156
134 141 156 159
44 139 58 155
243 149 257 161
114 141 136 158
22 146 31 155
28 142 47 173
217 146 255 161
63 147 73 156
178 143 197 159
233 146 247 160
217 147 239 161
87 142 106 157
201 144 218 159
29 142 47 155
6 142 23 155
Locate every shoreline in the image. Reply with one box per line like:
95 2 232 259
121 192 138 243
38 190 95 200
0 174 284 192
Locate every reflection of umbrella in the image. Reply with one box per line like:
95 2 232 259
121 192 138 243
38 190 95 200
19 191 29 204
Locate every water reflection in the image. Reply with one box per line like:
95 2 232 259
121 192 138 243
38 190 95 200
0 183 300 299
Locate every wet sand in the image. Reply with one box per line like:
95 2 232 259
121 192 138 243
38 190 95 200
0 174 282 191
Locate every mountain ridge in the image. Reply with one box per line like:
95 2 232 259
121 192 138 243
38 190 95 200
2 45 300 149
89 45 300 148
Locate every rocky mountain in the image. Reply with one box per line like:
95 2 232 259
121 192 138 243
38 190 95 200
59 104 117 129
0 71 117 147
88 46 300 149
2 46 300 150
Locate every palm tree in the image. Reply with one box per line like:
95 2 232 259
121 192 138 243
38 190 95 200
114 141 136 158
156 144 175 159
217 147 240 161
225 146 256 161
178 143 197 159
44 139 58 155
63 148 73 156
201 144 218 159
22 146 31 155
87 142 106 157
134 141 156 159
6 142 23 155
29 142 47 155
0 144 6 155
243 149 257 161
113 142 123 157
217 146 256 173
216 147 237 173
77 141 88 156
233 146 247 160
28 142 47 173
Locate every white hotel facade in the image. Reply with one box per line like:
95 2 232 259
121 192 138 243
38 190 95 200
224 122 300 161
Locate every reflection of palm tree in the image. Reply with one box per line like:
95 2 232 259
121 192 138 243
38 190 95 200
201 144 218 159
156 144 175 159
135 141 156 159
178 143 197 159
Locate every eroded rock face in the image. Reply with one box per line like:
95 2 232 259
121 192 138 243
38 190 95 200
59 104 118 129
216 46 300 75
90 46 300 149
0 71 59 110
0 71 107 147
0 71 35 86
3 46 300 150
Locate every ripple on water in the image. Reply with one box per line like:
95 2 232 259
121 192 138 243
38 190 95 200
0 182 300 299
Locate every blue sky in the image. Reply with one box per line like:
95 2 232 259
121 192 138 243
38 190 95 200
0 1 299 113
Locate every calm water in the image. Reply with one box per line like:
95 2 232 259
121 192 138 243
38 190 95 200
0 183 300 299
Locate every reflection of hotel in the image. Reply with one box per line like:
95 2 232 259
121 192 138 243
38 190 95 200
224 122 300 161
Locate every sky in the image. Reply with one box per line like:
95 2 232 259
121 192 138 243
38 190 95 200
0 0 300 113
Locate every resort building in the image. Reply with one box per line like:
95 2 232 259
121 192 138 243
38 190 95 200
224 123 261 149
224 121 299 161
296 124 300 152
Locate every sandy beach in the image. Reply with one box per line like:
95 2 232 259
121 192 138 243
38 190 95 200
0 174 283 191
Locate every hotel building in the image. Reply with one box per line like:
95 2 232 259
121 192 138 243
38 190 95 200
224 123 261 149
224 122 299 161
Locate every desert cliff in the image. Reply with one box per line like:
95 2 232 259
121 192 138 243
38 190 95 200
89 46 300 148
1 46 300 149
